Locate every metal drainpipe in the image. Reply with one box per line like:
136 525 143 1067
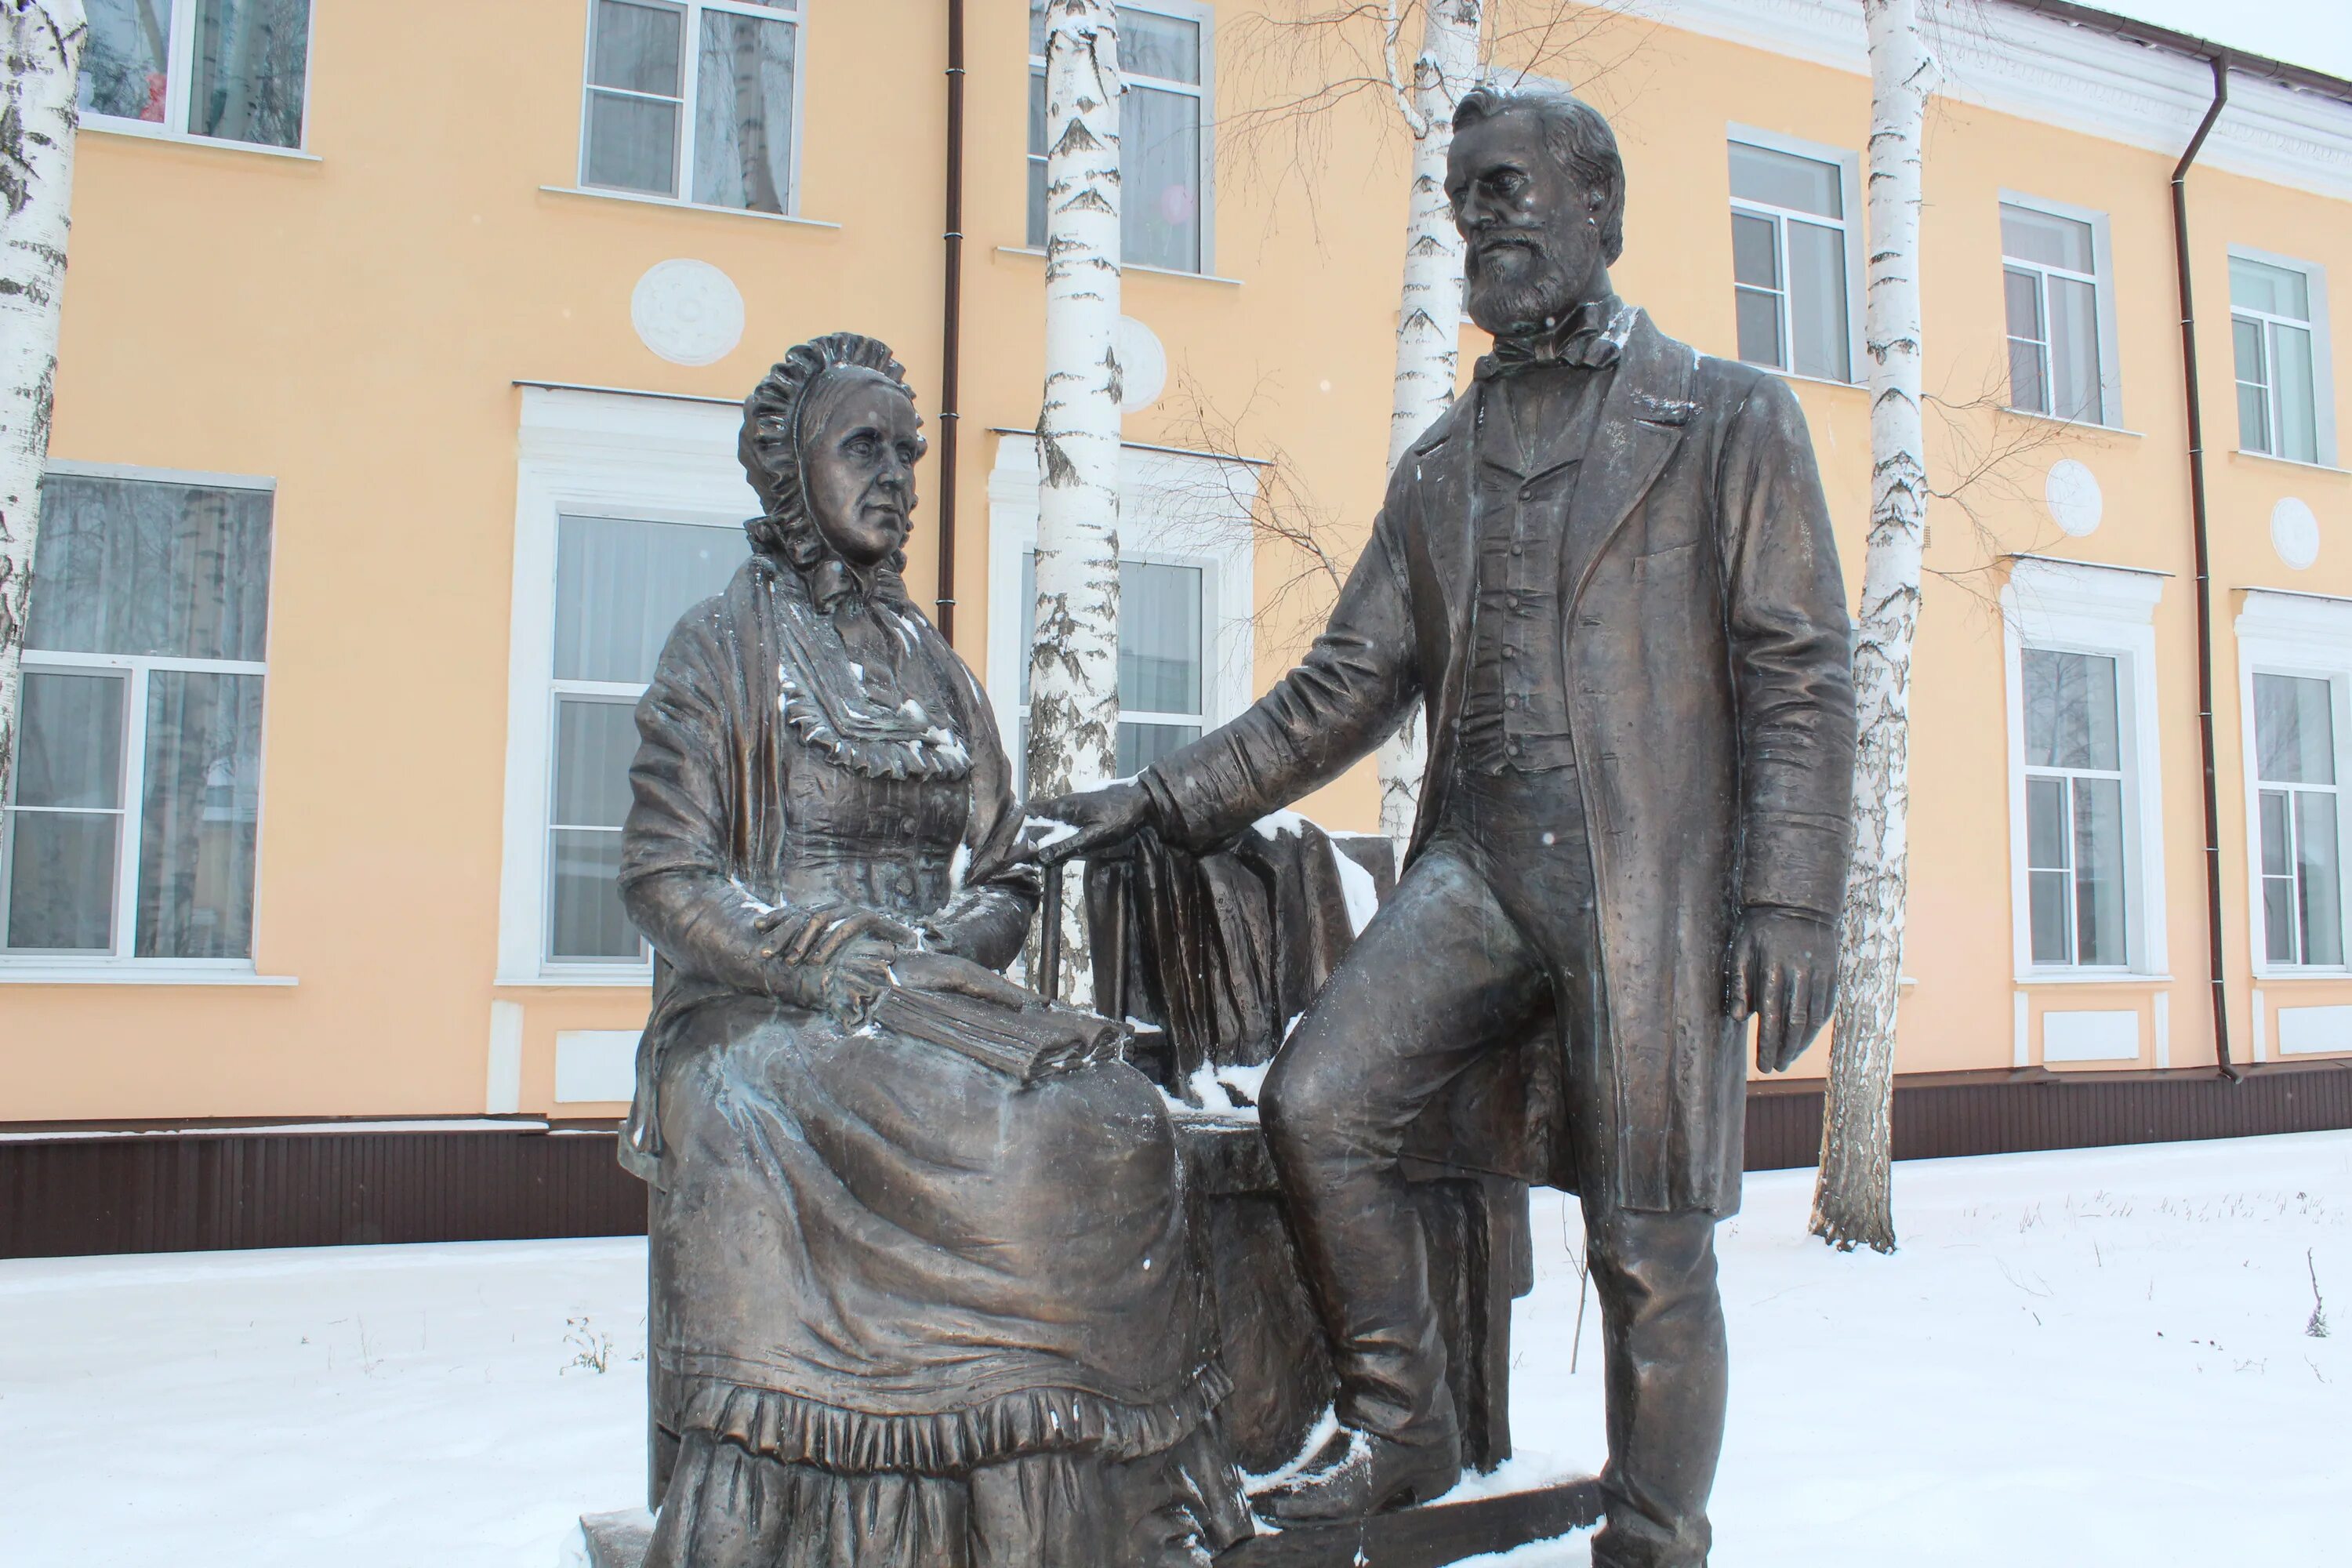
935 0 967 643
2172 53 2238 1080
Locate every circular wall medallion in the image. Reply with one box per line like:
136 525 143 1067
1114 315 1167 412
630 259 745 367
2271 496 2321 571
2043 459 2103 539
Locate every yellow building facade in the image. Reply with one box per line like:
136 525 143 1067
8 0 2352 1131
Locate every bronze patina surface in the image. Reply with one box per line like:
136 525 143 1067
616 334 1250 1568
1024 85 1857 1567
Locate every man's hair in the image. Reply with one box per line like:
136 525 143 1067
1452 84 1626 266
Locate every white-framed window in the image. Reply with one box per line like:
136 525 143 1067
78 0 313 150
1726 126 1860 384
2252 674 2344 968
2 464 273 972
985 434 1257 791
2020 648 2129 965
2230 249 2336 467
578 0 803 216
1027 0 1213 274
497 388 756 984
1017 554 1210 779
2002 558 2169 980
545 514 748 963
2235 591 2352 977
2001 194 2120 426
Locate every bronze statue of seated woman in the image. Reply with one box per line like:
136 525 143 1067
615 332 1250 1568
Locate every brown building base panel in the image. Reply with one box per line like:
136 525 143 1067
5 1062 2348 1260
1742 1060 2352 1171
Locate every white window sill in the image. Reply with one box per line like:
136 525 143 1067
2015 971 2174 986
495 971 653 989
539 185 841 230
84 119 319 162
0 964 297 986
2229 448 2351 479
1753 365 1864 395
1998 405 2144 439
2252 967 2352 982
0 1118 550 1142
994 246 1240 287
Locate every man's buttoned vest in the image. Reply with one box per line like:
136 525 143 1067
1458 361 1613 775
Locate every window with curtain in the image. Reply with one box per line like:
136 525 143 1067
2002 201 2107 425
2021 648 2130 968
78 0 310 148
1728 138 1852 383
579 0 800 215
1027 1 1209 274
2254 673 2345 968
2231 255 2325 465
3 472 272 963
1016 555 1207 789
545 514 748 964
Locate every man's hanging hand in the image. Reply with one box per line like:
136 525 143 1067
1726 907 1839 1073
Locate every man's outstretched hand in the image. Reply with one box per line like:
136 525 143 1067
1014 780 1156 868
1726 907 1839 1074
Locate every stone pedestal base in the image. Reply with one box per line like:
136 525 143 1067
1221 1478 1602 1567
570 1477 1600 1568
573 1508 653 1568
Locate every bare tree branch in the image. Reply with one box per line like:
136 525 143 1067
1381 0 1428 135
1216 1 1648 249
1152 369 1356 670
1915 356 2121 612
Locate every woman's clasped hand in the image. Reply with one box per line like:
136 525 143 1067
752 900 1034 1023
754 898 913 1022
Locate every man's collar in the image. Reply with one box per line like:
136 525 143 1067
1475 296 1637 380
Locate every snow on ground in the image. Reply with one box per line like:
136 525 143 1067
1472 1130 2352 1566
2 1132 2346 1566
0 1236 648 1564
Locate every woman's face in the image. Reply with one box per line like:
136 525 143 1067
801 377 924 568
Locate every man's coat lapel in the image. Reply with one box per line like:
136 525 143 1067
1561 312 1699 608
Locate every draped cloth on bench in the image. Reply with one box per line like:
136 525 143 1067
1085 815 1543 1475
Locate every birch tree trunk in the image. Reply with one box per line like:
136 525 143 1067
1027 0 1122 1007
1372 0 1482 858
1811 0 1930 1254
2 1 88 811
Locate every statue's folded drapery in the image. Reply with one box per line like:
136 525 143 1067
619 555 1246 1567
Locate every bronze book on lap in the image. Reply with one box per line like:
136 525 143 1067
873 986 1128 1084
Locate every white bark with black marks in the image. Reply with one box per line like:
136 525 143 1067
1375 0 1481 855
1028 0 1123 1006
1 0 87 810
1812 0 1932 1256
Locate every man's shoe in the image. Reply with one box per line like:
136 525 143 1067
1258 1427 1463 1523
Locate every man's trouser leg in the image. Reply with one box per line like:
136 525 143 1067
1446 766 1728 1566
1259 843 1546 1446
1582 1203 1726 1568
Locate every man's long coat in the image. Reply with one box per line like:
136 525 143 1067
1138 310 1857 1213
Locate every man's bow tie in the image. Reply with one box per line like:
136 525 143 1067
1475 298 1635 380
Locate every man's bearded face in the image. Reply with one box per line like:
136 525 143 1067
1448 111 1611 339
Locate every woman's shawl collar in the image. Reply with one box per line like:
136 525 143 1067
753 556 975 782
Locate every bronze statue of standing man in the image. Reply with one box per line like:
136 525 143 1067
1023 85 1857 1566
